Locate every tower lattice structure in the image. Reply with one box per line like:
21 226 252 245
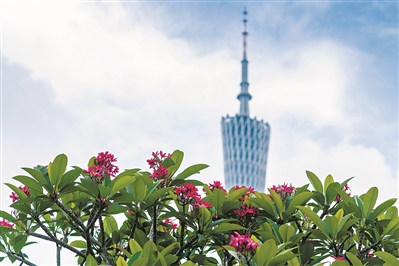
221 8 271 192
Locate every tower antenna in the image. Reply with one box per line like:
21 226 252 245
237 7 252 116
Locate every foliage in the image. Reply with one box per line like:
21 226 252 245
0 150 398 266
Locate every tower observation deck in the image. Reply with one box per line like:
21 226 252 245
221 8 271 192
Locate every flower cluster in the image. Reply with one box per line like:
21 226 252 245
335 183 351 202
228 231 259 254
9 185 31 203
162 218 178 231
84 151 119 183
0 218 14 228
233 203 259 218
147 151 171 180
234 185 255 201
270 183 296 200
174 183 212 208
208 181 227 192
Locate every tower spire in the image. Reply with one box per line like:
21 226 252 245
237 7 252 116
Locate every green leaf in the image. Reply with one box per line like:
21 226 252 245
255 239 277 266
181 261 197 266
129 177 146 202
0 211 15 223
226 187 247 202
5 183 28 201
382 216 399 236
199 206 212 230
116 256 128 266
212 223 245 233
130 257 148 266
299 242 314 264
385 206 398 219
104 216 118 235
134 230 148 248
79 178 98 197
176 164 209 180
13 175 42 194
58 168 81 191
248 197 276 217
147 187 173 202
362 187 378 218
279 224 295 242
70 240 86 248
306 170 323 194
296 206 328 235
129 239 143 254
325 216 338 239
268 189 283 217
142 241 158 265
286 192 313 213
369 198 397 221
110 175 136 198
353 196 365 219
325 182 340 205
22 167 48 186
13 235 27 253
266 218 283 243
208 188 226 214
160 242 179 257
169 150 184 175
269 249 298 266
345 252 363 266
48 154 68 187
85 254 98 266
324 174 334 195
374 251 399 265
331 260 350 266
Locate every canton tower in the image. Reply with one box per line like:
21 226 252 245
221 8 271 192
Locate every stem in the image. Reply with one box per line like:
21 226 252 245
99 215 105 247
294 219 303 233
173 235 199 264
147 200 160 242
356 229 365 257
360 240 381 254
338 233 352 252
7 252 37 266
153 204 158 243
54 199 86 229
27 231 87 258
56 244 61 266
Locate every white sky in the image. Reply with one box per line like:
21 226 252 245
1 1 398 265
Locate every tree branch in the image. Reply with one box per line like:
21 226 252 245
26 230 87 258
7 252 37 266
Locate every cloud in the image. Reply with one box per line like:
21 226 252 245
1 2 397 265
267 127 398 204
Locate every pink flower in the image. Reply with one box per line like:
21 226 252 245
163 218 178 230
228 231 259 254
9 185 30 203
0 218 14 228
208 181 227 192
147 151 172 181
149 165 168 179
83 151 119 183
234 203 259 218
174 183 202 205
332 256 345 261
335 183 351 202
270 183 296 200
234 185 255 201
193 201 213 209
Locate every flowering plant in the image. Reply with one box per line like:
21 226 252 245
0 150 398 266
